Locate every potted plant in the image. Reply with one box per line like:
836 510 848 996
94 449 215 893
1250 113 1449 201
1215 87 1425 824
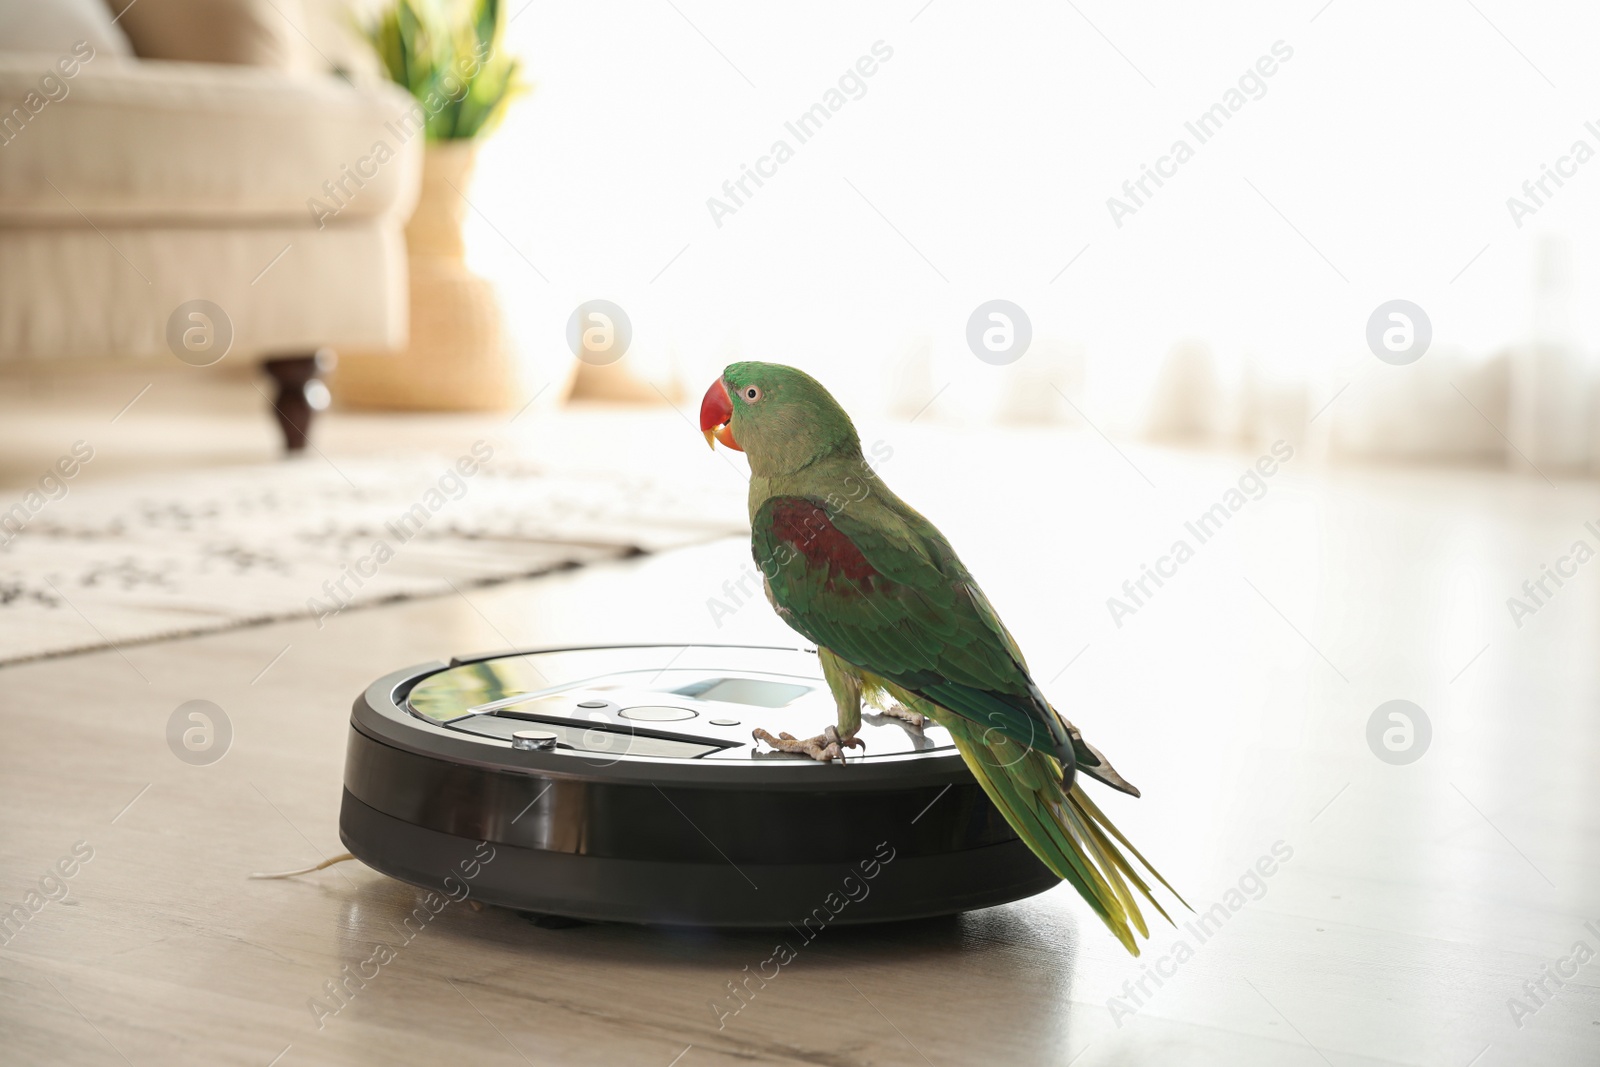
334 0 527 411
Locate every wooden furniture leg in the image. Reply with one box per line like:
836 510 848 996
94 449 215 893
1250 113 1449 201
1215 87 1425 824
262 349 336 453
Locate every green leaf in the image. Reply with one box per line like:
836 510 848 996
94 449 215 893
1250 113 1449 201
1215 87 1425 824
364 0 526 142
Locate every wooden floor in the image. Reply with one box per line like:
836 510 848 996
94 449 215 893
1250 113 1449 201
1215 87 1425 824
3 371 1599 1066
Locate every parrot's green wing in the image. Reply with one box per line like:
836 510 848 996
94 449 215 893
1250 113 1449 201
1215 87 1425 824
752 495 1135 791
751 494 1185 951
753 495 1068 756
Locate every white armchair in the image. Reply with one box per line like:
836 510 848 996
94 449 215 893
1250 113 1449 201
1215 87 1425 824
0 0 421 449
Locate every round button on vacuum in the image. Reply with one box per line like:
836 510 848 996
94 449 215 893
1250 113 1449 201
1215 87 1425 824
512 729 559 750
617 706 697 722
576 700 608 708
709 718 740 726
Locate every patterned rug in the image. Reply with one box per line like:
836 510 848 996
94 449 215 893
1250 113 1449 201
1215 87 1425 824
0 451 747 664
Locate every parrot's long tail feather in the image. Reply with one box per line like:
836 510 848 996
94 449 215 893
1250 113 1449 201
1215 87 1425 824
1074 787 1190 913
938 712 1186 956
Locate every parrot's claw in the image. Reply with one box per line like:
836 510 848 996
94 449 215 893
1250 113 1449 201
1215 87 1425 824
752 724 865 763
876 702 927 731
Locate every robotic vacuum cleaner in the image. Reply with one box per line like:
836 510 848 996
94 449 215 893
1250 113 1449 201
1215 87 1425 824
340 644 1059 926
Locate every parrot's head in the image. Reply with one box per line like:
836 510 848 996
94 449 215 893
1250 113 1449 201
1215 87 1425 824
699 362 860 476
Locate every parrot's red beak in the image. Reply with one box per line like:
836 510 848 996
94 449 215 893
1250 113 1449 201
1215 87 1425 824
699 378 741 451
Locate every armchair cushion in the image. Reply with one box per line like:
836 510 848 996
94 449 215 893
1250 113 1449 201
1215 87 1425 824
0 0 132 55
102 0 305 70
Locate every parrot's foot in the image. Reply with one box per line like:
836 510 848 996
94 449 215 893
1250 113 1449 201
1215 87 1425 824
751 724 865 763
866 702 926 730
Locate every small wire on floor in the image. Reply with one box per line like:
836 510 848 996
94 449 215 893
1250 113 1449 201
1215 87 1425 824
249 852 357 879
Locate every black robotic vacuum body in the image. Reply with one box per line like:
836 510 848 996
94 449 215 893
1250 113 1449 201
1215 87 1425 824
340 644 1059 926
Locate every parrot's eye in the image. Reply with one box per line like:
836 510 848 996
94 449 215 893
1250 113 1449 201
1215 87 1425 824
742 385 762 403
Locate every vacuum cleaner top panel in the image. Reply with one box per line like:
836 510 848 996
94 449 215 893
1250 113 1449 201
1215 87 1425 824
390 645 954 767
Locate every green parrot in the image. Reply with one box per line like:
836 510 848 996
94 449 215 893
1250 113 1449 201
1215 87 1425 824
698 361 1185 953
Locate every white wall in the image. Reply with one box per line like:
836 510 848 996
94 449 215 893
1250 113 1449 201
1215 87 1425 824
466 0 1600 467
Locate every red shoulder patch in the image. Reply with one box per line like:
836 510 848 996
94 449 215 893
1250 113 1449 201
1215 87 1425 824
767 498 878 591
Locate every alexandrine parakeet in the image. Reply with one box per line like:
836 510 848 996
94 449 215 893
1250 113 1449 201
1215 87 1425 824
698 362 1185 953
